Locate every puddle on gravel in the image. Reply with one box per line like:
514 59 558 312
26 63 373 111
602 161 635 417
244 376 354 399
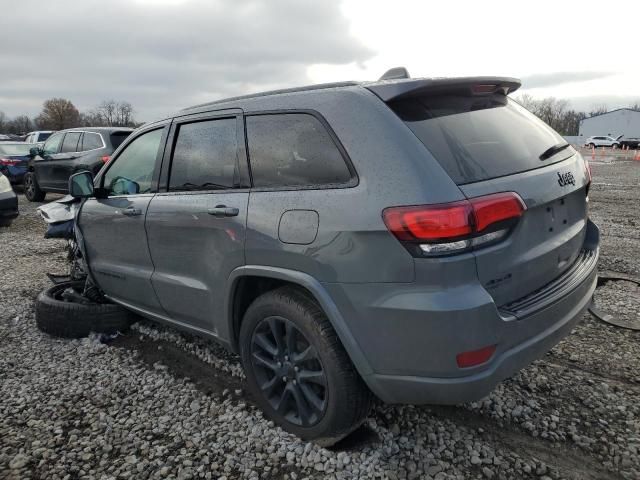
592 277 640 330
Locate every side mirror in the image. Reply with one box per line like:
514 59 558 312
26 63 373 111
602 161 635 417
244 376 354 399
69 171 94 198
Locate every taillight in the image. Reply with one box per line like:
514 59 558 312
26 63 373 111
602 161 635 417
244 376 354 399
383 192 525 256
101 155 110 164
0 158 19 166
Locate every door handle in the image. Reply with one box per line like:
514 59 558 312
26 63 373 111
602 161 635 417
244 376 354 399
122 207 142 216
207 205 239 217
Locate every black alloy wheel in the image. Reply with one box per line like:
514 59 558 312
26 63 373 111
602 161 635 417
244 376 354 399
250 315 327 427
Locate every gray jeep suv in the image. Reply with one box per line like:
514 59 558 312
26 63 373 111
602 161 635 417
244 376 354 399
67 72 599 444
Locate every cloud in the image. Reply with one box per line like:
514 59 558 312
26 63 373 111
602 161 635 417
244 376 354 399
0 0 373 121
520 71 615 89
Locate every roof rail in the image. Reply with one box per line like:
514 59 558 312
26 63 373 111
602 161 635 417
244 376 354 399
379 67 410 81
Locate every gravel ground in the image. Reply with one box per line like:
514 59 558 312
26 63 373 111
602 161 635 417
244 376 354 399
1 158 639 480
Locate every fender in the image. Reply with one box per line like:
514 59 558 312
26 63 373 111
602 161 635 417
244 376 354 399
225 265 374 377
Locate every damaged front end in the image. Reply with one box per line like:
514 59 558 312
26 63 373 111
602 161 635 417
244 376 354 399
37 196 105 302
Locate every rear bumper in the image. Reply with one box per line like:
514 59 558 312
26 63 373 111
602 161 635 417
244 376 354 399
0 191 19 221
326 220 599 405
0 165 27 184
365 266 596 404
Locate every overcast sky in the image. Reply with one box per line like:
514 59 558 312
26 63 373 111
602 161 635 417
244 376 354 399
1 0 638 122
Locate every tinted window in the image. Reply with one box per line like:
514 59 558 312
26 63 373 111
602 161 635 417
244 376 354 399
246 114 351 188
169 118 238 191
110 131 131 150
42 132 64 155
37 132 52 142
390 95 572 185
60 132 81 153
103 128 163 195
81 132 103 151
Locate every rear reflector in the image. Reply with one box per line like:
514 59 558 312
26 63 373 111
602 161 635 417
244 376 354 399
101 155 110 164
383 192 525 255
456 345 496 368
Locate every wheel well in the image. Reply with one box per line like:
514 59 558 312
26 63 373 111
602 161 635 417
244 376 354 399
230 276 317 350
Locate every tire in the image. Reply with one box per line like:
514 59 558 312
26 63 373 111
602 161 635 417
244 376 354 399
0 219 11 228
239 287 372 446
36 281 133 339
24 171 46 202
612 143 620 149
589 143 596 149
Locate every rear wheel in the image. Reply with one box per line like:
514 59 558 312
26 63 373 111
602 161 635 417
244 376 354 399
589 143 596 149
239 287 372 446
24 172 45 202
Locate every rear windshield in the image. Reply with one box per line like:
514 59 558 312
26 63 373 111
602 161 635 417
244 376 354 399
110 131 131 150
389 95 573 185
37 132 52 141
0 144 32 156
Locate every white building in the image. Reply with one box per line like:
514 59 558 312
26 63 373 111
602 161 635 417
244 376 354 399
579 108 640 138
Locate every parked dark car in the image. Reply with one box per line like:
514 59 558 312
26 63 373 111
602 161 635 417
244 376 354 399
24 127 133 202
619 137 640 149
40 71 598 445
0 172 18 227
0 142 33 184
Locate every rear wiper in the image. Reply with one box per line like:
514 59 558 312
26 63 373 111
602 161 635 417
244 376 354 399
539 143 571 161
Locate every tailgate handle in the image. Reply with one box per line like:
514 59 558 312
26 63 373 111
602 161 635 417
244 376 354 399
208 205 239 217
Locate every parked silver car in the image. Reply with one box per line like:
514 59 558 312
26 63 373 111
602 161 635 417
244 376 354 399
39 71 599 444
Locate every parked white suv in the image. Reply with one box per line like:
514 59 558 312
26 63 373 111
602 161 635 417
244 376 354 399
584 135 622 148
24 131 54 144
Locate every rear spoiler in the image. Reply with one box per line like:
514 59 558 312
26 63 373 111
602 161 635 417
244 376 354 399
364 76 521 103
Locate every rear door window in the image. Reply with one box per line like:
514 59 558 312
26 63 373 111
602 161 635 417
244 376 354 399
168 118 238 191
37 132 52 142
81 132 103 151
60 132 81 153
389 95 572 185
246 113 352 188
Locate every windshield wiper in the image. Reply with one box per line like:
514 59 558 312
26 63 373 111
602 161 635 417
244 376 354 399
539 143 571 161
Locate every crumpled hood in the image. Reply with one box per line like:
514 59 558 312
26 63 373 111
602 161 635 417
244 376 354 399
37 195 80 224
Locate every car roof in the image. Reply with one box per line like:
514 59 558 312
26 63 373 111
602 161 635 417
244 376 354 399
55 127 134 134
177 75 521 117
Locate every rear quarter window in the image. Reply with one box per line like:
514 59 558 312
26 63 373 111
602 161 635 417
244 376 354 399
390 95 572 185
81 132 103 151
246 113 353 188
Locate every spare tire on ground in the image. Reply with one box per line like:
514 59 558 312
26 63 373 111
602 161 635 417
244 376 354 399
36 280 133 338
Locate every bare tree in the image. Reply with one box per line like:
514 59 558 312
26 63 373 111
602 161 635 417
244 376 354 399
513 95 586 135
84 100 137 127
7 115 35 134
0 111 6 133
588 104 608 117
630 101 640 112
116 102 134 127
35 98 80 130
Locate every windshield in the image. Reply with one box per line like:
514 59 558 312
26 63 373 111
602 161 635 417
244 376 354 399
389 95 573 185
0 144 32 156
